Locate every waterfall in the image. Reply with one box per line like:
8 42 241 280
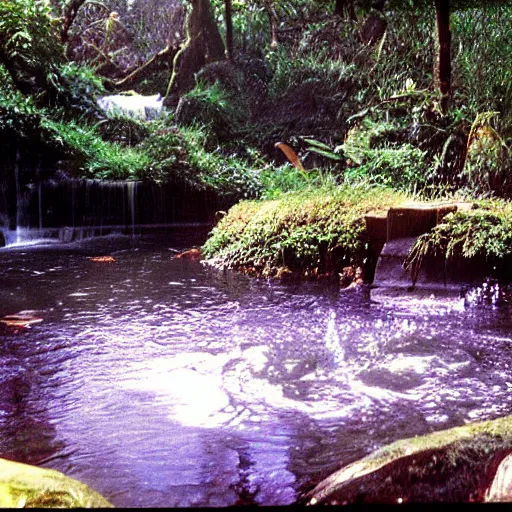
127 181 138 238
1 166 216 247
14 149 22 243
13 149 34 244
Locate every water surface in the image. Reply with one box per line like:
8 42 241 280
1 230 512 506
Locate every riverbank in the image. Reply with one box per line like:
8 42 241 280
202 185 512 287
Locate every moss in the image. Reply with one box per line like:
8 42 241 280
202 184 408 279
406 199 512 282
0 458 112 508
307 415 512 505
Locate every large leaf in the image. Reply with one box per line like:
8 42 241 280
275 142 305 172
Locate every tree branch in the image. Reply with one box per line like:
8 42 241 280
115 44 178 88
61 0 87 43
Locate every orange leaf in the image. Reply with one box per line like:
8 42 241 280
88 256 116 262
275 142 305 172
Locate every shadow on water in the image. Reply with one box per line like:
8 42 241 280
2 231 512 506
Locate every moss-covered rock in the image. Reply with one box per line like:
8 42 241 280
0 458 113 508
303 415 512 505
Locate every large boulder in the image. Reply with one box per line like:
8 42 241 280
304 415 512 504
0 458 113 507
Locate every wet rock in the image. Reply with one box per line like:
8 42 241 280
358 367 423 392
0 457 112 507
214 210 227 225
485 452 512 502
304 415 512 504
59 226 75 243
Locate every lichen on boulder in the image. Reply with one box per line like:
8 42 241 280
0 458 113 508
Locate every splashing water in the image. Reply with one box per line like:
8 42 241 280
324 311 344 366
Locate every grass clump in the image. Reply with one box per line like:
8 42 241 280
202 183 408 279
406 200 512 281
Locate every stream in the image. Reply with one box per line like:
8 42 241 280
1 228 512 506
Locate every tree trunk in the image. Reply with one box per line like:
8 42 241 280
115 43 179 89
434 0 451 112
61 0 87 43
164 0 225 107
225 0 234 61
264 1 279 49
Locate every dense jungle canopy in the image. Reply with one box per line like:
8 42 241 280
1 0 512 202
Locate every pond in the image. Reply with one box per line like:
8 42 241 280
1 228 512 507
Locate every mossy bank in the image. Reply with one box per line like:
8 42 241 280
202 184 409 281
304 413 512 504
203 186 512 286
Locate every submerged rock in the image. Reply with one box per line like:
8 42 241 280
0 458 112 507
0 311 43 328
0 230 4 247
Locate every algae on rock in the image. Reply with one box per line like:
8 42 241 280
0 458 113 508
305 414 512 505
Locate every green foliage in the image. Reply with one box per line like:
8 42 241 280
367 7 435 101
344 142 428 191
203 184 408 276
406 201 512 280
0 0 64 98
258 164 339 200
0 0 61 65
266 43 355 100
95 112 150 146
42 118 151 179
0 0 106 118
0 64 46 139
177 124 261 197
177 79 248 143
452 5 512 130
55 63 106 118
458 111 511 196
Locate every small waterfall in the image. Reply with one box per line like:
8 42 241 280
1 163 219 247
14 149 21 243
14 149 35 244
38 182 42 232
127 181 138 238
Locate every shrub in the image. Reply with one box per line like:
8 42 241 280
42 118 151 179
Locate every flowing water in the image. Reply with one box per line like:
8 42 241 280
1 229 512 506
